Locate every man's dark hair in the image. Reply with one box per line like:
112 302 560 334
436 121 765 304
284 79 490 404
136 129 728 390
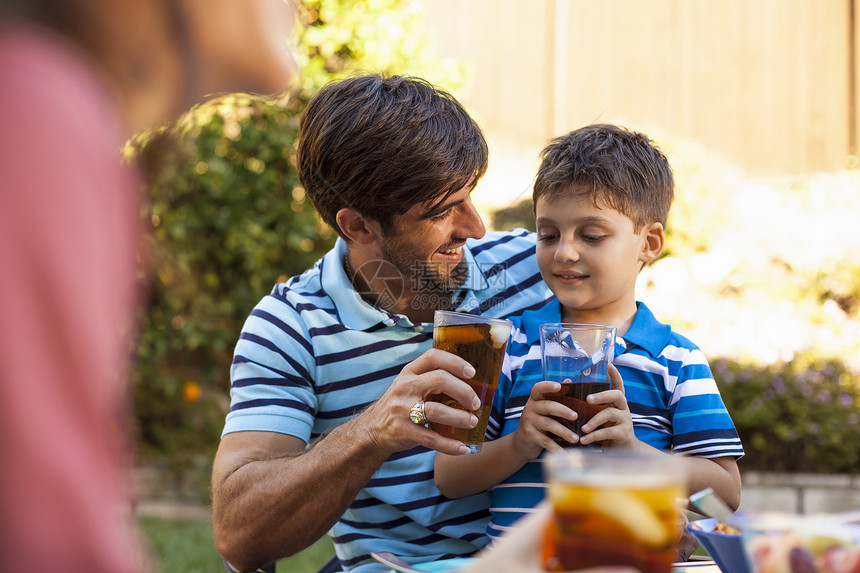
533 124 674 231
297 73 488 237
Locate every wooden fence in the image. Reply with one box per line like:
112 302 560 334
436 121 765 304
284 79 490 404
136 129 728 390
416 0 855 177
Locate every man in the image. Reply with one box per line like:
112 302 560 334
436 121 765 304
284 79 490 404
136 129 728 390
211 73 551 572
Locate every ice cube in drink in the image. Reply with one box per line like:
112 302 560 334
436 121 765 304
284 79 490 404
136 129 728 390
427 312 512 453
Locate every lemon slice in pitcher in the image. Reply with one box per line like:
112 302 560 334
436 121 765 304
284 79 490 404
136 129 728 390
588 490 668 547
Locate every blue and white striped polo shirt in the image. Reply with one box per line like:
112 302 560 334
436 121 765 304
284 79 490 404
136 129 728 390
223 229 551 571
484 298 744 541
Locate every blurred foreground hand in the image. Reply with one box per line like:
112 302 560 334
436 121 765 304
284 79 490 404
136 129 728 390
462 502 639 573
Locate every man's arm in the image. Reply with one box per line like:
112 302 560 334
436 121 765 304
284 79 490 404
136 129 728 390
212 348 482 571
212 425 387 570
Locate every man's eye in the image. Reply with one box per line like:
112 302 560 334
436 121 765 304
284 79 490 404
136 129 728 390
429 210 452 221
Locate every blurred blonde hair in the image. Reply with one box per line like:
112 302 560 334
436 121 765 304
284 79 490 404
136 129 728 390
1 0 296 132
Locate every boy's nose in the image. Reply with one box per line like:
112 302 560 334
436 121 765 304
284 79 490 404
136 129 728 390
554 238 579 263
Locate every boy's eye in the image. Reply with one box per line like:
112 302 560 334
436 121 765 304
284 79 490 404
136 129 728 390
537 232 559 242
582 234 604 242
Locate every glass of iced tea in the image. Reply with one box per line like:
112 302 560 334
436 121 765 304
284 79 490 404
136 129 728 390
543 449 688 573
539 323 616 448
427 310 512 453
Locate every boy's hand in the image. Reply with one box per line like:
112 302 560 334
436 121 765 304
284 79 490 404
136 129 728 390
578 364 639 449
512 381 579 460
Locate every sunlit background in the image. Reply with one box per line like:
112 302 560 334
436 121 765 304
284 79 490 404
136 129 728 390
411 0 860 371
134 2 860 569
131 0 860 491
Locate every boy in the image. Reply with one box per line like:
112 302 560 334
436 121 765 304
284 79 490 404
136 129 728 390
435 124 744 543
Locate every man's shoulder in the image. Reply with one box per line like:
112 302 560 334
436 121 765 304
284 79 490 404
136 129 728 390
275 263 323 296
462 229 548 317
258 256 338 318
467 228 536 261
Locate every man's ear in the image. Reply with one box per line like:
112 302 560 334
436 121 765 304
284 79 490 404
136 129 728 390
335 208 378 245
639 222 665 264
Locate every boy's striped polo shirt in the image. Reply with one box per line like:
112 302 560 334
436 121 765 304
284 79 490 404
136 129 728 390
485 298 745 541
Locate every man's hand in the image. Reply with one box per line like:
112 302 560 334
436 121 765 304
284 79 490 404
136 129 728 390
359 348 482 455
213 348 480 568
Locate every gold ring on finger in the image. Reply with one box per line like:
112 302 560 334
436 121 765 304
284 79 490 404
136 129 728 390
409 400 427 425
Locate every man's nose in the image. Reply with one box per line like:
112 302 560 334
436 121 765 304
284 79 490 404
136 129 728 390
456 197 486 240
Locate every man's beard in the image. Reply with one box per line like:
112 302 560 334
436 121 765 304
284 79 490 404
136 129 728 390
381 239 470 294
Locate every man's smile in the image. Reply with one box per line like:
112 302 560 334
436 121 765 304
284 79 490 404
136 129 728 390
436 243 466 257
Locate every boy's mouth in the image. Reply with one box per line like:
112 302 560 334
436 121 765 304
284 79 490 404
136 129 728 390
554 270 588 282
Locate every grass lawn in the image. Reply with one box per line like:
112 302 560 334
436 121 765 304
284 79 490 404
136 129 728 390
140 515 335 573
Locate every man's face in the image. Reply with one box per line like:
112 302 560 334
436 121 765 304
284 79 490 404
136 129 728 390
380 185 486 293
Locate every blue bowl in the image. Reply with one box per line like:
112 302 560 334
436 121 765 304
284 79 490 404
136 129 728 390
688 518 751 573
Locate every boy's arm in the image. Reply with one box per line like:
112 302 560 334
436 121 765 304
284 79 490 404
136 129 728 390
675 356 743 510
683 455 741 511
632 445 741 511
434 434 531 498
660 345 744 510
435 380 578 498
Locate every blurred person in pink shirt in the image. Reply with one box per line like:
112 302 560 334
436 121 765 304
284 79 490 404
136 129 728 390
0 0 297 571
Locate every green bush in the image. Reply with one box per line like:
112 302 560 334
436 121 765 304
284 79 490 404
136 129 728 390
295 0 466 100
127 94 334 482
714 357 860 474
491 199 535 232
126 0 465 489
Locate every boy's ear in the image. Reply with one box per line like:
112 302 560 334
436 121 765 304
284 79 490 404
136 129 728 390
335 208 381 245
639 222 665 264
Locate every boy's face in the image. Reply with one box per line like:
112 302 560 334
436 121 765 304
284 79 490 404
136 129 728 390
535 193 661 322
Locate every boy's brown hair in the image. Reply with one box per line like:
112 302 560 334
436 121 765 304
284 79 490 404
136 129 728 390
533 124 674 231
